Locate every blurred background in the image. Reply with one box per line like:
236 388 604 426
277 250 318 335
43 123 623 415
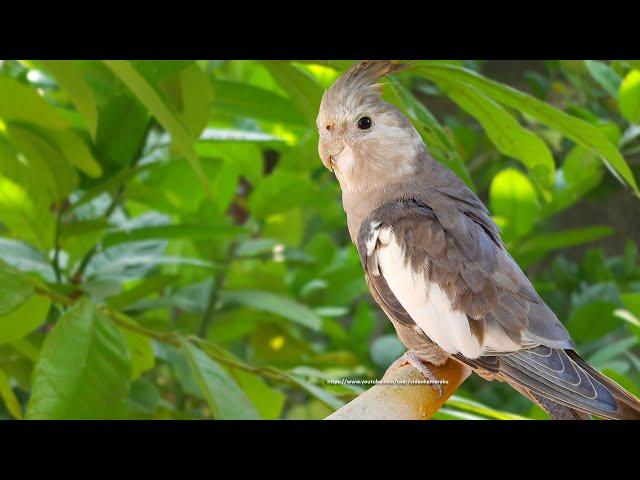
0 60 639 420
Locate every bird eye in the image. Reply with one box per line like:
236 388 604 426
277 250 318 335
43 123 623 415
357 116 372 130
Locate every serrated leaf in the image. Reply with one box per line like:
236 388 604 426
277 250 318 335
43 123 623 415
26 299 131 419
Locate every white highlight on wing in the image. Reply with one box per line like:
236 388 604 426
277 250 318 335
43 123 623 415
376 228 483 359
365 221 381 255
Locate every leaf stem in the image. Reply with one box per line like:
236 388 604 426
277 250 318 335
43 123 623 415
70 121 152 284
198 241 238 337
52 201 64 284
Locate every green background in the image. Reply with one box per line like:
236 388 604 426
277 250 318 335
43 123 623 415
0 59 639 420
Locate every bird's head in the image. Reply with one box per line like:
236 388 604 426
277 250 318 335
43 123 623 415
316 60 424 192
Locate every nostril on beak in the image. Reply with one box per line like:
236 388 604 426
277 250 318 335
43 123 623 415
326 122 335 131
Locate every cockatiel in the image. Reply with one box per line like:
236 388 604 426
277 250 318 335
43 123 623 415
317 60 640 420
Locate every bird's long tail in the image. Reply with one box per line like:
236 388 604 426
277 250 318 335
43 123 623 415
497 346 640 420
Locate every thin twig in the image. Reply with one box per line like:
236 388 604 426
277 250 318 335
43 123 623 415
34 284 296 386
71 122 152 284
198 241 238 337
52 201 64 284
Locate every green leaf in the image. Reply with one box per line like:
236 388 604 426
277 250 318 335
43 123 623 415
489 168 541 242
0 367 22 419
210 80 306 125
38 60 99 138
103 60 212 197
94 93 150 169
179 339 259 419
436 80 555 189
6 124 79 201
48 129 102 178
219 290 322 331
119 326 154 380
588 336 637 368
417 63 638 195
567 301 619 343
614 309 640 343
514 226 613 268
0 295 50 344
107 274 177 310
619 70 640 123
102 224 245 248
166 63 213 138
585 60 622 98
545 145 604 216
262 61 324 124
0 77 70 130
621 292 640 318
0 261 35 315
26 299 131 419
231 369 286 420
446 395 527 420
130 60 192 84
288 374 345 410
248 171 318 219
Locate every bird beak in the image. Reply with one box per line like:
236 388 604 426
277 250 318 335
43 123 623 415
318 139 344 172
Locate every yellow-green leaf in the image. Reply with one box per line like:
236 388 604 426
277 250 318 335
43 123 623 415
418 63 639 195
437 80 555 190
0 77 70 130
103 60 212 197
38 60 99 139
49 130 102 178
619 70 640 124
0 295 50 345
0 368 23 419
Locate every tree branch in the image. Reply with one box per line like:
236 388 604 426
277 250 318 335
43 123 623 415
326 360 471 420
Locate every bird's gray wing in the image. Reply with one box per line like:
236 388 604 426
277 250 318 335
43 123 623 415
357 199 640 419
357 198 573 356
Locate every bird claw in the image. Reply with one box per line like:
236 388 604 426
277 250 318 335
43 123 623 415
385 351 444 398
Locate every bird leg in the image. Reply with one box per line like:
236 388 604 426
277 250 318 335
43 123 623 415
385 350 444 398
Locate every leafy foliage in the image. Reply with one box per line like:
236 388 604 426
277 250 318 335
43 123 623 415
0 59 639 419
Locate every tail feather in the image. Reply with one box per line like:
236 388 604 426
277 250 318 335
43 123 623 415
497 346 640 420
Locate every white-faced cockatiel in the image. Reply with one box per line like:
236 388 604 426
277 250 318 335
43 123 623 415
316 60 640 420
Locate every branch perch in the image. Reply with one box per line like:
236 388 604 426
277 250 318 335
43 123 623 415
326 359 471 420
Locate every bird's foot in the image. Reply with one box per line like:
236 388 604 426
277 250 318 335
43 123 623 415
385 351 443 398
